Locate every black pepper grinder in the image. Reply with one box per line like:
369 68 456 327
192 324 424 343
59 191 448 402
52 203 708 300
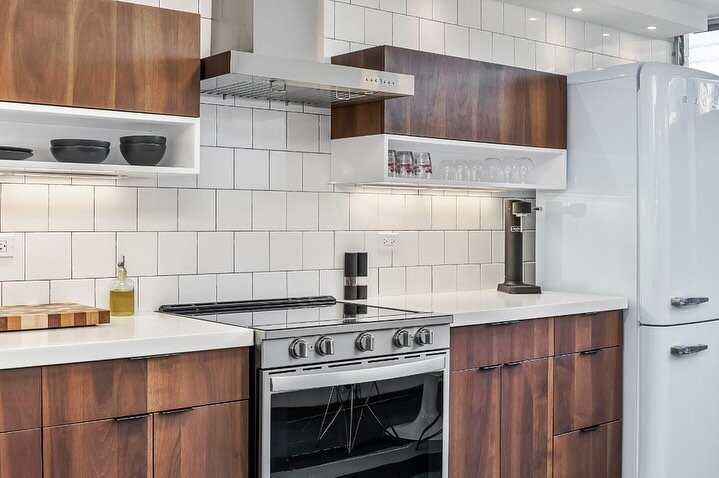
497 200 541 294
344 252 368 300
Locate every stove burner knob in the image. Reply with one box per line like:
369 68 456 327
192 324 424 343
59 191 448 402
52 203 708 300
415 328 434 346
393 329 412 348
316 336 336 356
289 339 309 359
356 333 375 352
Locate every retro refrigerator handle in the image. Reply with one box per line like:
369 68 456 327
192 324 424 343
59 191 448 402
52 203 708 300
670 345 709 356
670 297 709 307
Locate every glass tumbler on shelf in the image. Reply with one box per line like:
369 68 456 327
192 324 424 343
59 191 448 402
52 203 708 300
516 157 535 184
396 151 415 178
455 160 470 181
482 157 506 183
387 150 397 178
503 158 516 184
440 160 454 181
415 152 433 179
469 160 483 182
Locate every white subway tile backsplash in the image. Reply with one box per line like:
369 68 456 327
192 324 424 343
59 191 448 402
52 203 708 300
319 116 331 153
253 109 287 150
536 42 556 72
418 231 444 265
217 190 252 231
556 46 575 74
405 195 432 230
481 0 503 33
365 231 392 267
468 230 492 263
393 231 419 266
159 0 196 12
480 263 503 289
524 9 546 41
523 230 536 262
635 36 652 62
365 8 393 46
515 38 536 69
457 264 481 290
491 230 504 262
379 267 405 296
179 189 216 231
458 0 480 28
217 106 252 148
480 197 503 229
335 2 365 42
288 270 320 297
319 193 350 230
434 0 458 23
602 27 620 57
492 33 514 65
546 14 565 45
138 188 177 231
179 274 217 303
432 196 457 230
406 266 432 294
0 233 24 281
334 231 365 267
303 153 333 192
253 272 287 299
117 232 158 277
378 194 405 230
432 264 457 292
270 152 303 191
565 18 584 49
619 32 636 60
217 273 253 301
270 232 303 271
235 149 270 190
287 192 319 230
303 232 334 269
72 233 115 278
319 269 344 297
380 0 406 14
350 194 379 230
419 19 445 54
235 232 270 272
503 3 524 37
445 24 469 58
393 14 419 49
139 276 178 311
325 38 351 58
407 0 432 18
3 281 49 306
49 186 93 232
200 103 216 146
2 184 48 232
198 232 234 274
50 279 95 306
651 40 669 63
158 232 197 275
325 0 336 38
25 233 71 280
253 191 287 230
469 28 493 61
584 23 603 53
445 230 469 264
199 147 234 189
287 113 320 152
95 187 137 231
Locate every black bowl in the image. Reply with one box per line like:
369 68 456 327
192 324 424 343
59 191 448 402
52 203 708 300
51 139 111 148
120 142 167 167
120 135 167 145
50 145 110 164
0 146 33 160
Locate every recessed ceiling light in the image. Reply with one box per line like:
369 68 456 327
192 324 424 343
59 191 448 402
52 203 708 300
572 7 583 12
647 25 657 30
528 17 538 21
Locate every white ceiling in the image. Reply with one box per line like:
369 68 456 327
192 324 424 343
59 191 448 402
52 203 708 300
507 0 713 39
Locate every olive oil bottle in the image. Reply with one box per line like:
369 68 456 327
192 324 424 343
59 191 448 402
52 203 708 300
110 256 135 316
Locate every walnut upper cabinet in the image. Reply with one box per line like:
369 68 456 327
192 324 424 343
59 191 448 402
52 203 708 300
0 0 199 117
331 46 567 149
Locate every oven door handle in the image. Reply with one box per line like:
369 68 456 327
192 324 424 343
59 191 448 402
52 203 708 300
270 356 446 393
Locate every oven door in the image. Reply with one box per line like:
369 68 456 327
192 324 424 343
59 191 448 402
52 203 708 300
260 353 448 478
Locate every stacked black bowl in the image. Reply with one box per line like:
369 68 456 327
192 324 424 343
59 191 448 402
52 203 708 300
120 136 167 167
50 140 110 164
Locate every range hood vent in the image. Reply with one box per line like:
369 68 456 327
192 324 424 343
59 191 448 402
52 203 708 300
201 51 415 107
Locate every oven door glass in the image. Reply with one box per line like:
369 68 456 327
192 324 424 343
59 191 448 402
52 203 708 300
263 356 446 478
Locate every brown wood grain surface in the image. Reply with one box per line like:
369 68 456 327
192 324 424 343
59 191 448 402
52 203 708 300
331 46 567 149
449 368 501 478
450 318 554 371
0 429 42 478
501 358 551 478
0 0 198 116
0 368 41 433
554 311 624 355
0 303 110 332
43 416 153 478
553 421 622 478
153 401 248 478
147 347 249 412
553 346 623 435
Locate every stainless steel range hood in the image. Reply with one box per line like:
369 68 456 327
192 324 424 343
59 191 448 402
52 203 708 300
201 0 414 107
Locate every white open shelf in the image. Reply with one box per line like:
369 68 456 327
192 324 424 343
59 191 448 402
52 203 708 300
0 102 200 177
331 134 567 190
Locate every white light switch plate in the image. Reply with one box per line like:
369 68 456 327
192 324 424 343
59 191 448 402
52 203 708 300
378 232 400 249
0 234 15 258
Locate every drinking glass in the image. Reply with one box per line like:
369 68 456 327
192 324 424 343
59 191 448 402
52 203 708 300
503 158 516 184
454 159 470 181
396 151 414 178
469 160 483 182
415 152 433 179
387 150 397 178
482 157 506 183
516 157 534 184
440 160 455 181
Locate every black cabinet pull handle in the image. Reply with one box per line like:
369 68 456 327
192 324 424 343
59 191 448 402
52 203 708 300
129 353 181 361
580 425 601 433
582 312 600 316
504 360 525 367
114 413 149 422
580 349 601 355
489 320 520 327
160 407 194 416
478 364 501 371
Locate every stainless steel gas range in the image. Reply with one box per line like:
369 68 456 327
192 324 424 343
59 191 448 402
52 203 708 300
160 296 452 478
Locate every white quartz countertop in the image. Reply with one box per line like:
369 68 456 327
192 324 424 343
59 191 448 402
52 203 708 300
358 290 628 327
0 312 253 370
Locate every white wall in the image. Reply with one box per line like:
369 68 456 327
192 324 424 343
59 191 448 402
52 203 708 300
0 0 669 311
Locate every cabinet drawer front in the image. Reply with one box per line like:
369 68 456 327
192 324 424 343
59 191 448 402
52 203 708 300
0 429 42 478
553 421 621 478
43 416 152 478
154 401 248 478
451 319 553 371
554 347 622 434
148 348 249 412
42 358 149 426
554 311 623 355
0 368 41 432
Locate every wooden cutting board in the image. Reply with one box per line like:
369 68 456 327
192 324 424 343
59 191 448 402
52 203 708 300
0 303 110 332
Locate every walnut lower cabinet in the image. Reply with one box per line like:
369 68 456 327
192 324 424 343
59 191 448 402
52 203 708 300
449 311 623 478
0 347 249 478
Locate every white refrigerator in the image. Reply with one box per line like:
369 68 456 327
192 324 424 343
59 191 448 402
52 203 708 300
537 63 719 478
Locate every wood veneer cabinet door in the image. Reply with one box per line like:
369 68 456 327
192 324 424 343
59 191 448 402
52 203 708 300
450 319 553 371
501 358 551 478
147 348 249 412
154 401 248 478
553 421 622 478
43 415 152 478
0 0 117 109
0 429 42 478
449 368 501 478
554 311 623 355
115 2 200 117
42 359 149 426
553 347 623 435
0 367 41 432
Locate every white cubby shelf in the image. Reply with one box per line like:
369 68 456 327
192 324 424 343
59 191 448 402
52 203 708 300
0 102 200 177
331 134 567 190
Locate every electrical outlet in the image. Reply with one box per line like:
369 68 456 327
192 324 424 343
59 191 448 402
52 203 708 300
0 234 14 258
378 233 400 249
